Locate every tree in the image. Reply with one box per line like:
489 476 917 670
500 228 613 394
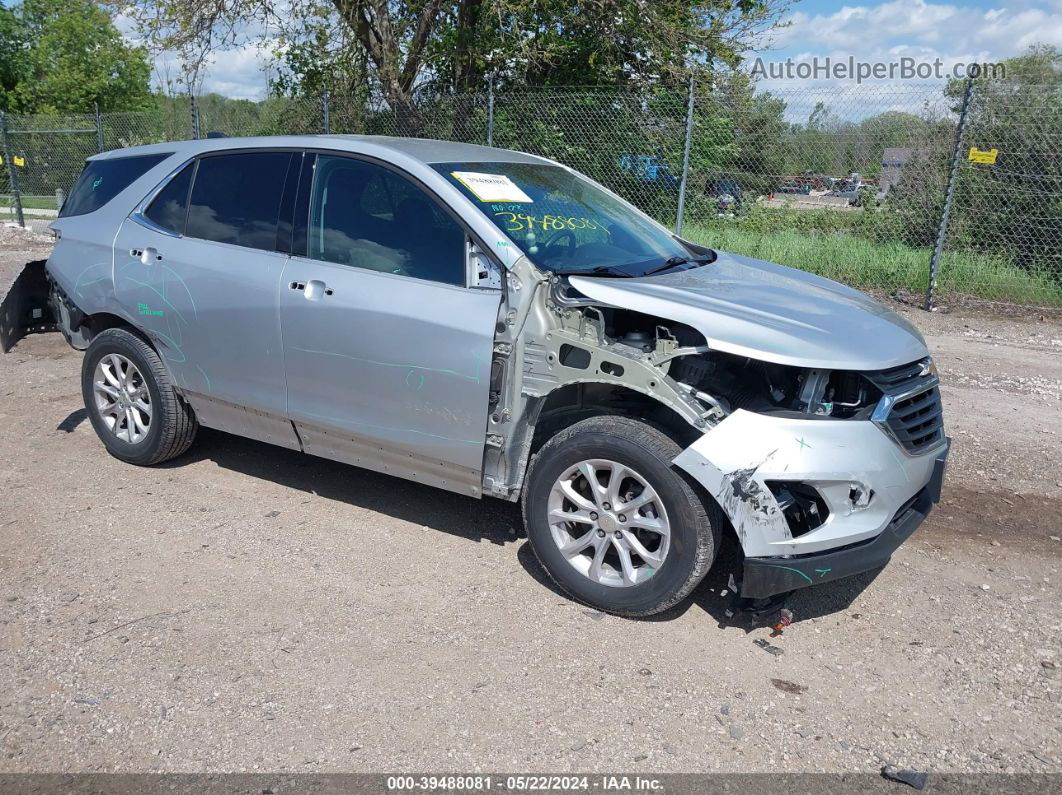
268 6 368 100
131 0 791 128
0 0 153 114
708 70 787 194
0 7 27 111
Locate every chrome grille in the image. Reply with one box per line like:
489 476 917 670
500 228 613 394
865 359 930 392
867 359 945 454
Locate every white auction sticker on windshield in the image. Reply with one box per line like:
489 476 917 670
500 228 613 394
451 171 533 203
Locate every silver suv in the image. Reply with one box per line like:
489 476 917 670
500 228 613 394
33 135 948 616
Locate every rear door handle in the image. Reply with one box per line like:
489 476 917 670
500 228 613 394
290 279 333 300
131 246 161 264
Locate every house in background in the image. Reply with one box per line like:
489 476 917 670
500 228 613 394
879 147 915 195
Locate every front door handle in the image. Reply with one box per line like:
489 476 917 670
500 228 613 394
290 279 333 301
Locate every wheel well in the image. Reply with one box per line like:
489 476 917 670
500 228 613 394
82 312 134 339
524 382 737 545
62 311 156 355
529 382 701 456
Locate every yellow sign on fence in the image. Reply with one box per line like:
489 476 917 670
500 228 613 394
13 155 24 167
968 147 998 165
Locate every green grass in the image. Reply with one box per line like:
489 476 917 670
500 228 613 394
1 194 58 211
684 221 1062 308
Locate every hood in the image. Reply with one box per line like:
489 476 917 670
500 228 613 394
567 251 928 371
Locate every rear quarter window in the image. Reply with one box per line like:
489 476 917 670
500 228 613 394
144 162 194 234
59 153 172 218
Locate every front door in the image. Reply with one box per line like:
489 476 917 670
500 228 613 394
279 154 501 495
114 150 300 449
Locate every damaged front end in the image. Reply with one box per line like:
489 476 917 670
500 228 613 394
503 268 950 601
674 407 948 599
670 356 949 600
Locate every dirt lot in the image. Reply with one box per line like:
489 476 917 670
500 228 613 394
0 236 1059 776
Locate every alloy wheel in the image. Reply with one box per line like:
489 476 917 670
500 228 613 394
92 353 152 444
546 458 671 587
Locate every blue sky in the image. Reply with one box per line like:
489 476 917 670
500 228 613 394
119 0 1062 105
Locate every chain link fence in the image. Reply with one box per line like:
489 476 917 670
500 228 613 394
1 78 1059 311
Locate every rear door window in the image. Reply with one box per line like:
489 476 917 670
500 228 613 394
185 151 293 251
143 162 194 234
59 153 171 218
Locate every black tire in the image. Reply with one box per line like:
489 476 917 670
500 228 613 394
81 327 198 466
522 416 720 617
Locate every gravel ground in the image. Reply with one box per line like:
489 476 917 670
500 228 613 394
0 240 1059 775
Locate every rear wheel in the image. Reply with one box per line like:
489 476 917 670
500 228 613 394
81 328 198 465
522 416 719 617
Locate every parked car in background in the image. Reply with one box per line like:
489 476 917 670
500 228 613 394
707 177 744 214
827 172 865 204
774 179 813 195
618 153 680 189
15 135 948 617
774 172 834 196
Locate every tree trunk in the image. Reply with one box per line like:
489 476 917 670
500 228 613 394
332 0 435 136
453 0 484 92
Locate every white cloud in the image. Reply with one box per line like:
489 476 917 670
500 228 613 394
199 45 274 99
116 7 276 100
139 42 272 100
747 0 1062 120
768 0 1062 60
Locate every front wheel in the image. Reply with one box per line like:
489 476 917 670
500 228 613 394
522 416 720 617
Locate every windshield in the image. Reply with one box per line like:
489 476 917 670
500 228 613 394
432 161 692 276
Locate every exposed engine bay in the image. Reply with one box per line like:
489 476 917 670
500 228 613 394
549 291 885 425
483 265 906 504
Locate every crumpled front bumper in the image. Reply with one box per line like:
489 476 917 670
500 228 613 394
673 409 949 599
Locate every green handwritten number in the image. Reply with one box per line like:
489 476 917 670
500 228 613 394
493 212 601 237
494 211 521 232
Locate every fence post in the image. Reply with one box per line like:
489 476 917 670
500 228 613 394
190 96 201 140
487 78 495 147
321 92 330 134
1 111 25 228
674 74 696 236
94 102 104 152
925 77 974 311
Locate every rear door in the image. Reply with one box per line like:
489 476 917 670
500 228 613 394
114 149 301 449
279 153 501 496
45 152 173 331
